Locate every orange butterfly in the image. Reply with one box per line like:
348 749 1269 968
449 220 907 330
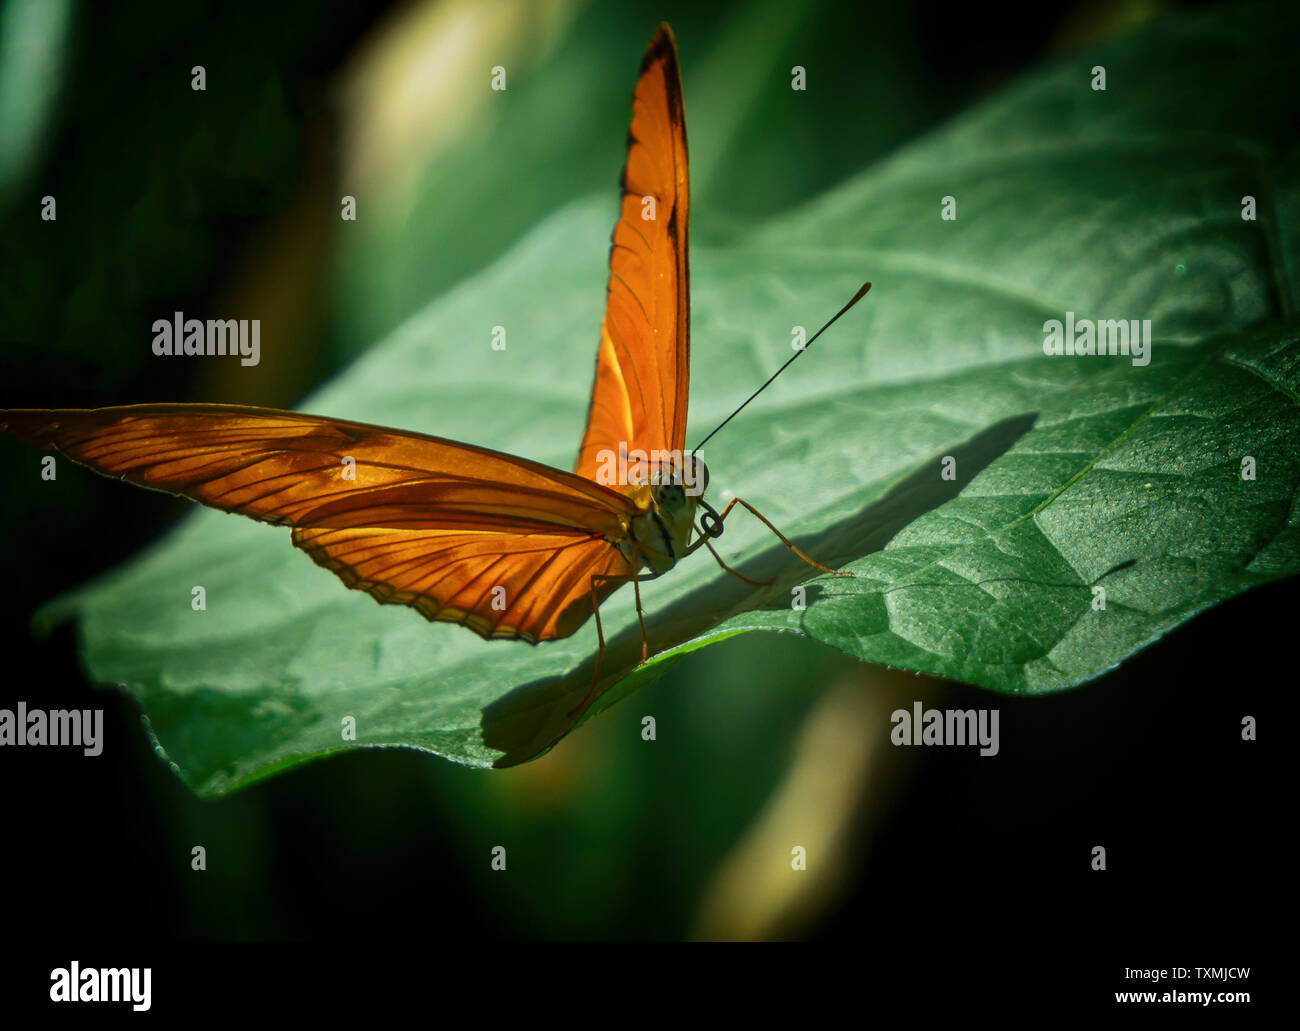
0 24 868 717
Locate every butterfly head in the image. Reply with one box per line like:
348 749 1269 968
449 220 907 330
650 479 695 521
652 452 706 497
623 456 700 575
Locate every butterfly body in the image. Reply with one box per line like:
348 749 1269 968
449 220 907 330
620 479 700 576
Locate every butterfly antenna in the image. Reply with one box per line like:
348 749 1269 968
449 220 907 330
691 282 872 453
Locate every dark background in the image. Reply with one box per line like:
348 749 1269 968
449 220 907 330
0 0 1276 995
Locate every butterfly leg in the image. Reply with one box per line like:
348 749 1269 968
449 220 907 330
696 497 853 577
566 572 645 720
566 578 609 719
691 526 774 586
631 568 649 665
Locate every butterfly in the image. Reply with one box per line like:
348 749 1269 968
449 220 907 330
0 23 868 718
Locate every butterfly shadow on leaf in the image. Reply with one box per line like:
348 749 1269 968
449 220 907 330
481 412 1039 766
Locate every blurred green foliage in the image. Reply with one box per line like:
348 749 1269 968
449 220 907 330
44 1 1300 791
1 0 1291 941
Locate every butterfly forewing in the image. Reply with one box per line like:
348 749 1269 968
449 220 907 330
575 23 690 481
0 405 637 642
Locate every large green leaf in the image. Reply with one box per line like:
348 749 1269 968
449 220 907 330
47 6 1299 794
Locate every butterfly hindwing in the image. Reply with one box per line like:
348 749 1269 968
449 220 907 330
292 525 632 642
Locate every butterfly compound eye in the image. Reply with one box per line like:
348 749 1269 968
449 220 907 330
685 454 709 497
